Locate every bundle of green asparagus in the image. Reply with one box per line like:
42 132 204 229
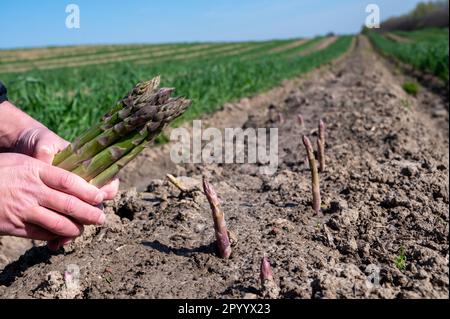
52 76 190 187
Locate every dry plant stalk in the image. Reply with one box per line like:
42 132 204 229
317 119 325 172
166 174 187 192
260 256 280 298
302 135 321 213
202 178 232 259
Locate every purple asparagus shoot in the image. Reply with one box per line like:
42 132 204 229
297 114 304 127
260 256 274 283
260 256 280 298
203 178 232 259
277 112 284 124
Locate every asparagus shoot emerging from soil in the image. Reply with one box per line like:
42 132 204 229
202 178 232 259
166 174 187 192
260 256 280 298
302 135 321 214
297 114 304 127
317 119 325 173
277 112 284 124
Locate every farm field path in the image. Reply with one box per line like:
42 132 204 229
0 36 448 299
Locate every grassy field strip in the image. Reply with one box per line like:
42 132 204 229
0 44 161 65
122 43 240 64
368 31 449 82
0 45 102 58
0 40 292 73
385 33 411 43
268 39 308 53
0 44 143 62
192 39 309 64
209 41 282 58
0 44 177 72
161 43 254 61
394 28 449 42
161 38 338 93
214 40 293 60
148 40 297 68
247 38 322 60
283 36 337 59
135 43 256 65
298 36 338 56
8 43 255 73
0 44 148 64
1 36 352 139
0 44 191 72
0 44 217 73
169 36 354 123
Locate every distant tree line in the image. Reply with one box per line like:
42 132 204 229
380 0 449 31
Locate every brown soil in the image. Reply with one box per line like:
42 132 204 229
0 36 448 299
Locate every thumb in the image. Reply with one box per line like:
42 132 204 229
34 132 70 165
34 144 55 165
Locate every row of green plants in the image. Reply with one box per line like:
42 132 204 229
0 36 352 140
368 29 449 82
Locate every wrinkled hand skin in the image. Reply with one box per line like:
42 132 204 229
12 126 120 250
0 101 120 250
14 127 71 165
0 153 107 242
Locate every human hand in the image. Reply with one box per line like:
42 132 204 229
0 153 107 242
13 127 120 249
13 126 120 199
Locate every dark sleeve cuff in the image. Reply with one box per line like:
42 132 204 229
0 81 8 103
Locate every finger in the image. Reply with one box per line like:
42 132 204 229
47 237 73 251
47 239 60 251
27 206 84 238
39 188 105 225
39 165 105 205
34 144 56 165
10 224 60 241
100 178 120 200
33 131 70 165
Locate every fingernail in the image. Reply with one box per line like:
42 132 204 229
94 192 104 203
97 213 106 225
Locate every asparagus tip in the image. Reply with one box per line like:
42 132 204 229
260 255 280 298
260 256 274 283
297 114 304 126
302 135 313 151
203 177 219 206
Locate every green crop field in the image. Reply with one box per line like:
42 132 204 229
368 28 449 83
0 36 352 140
393 28 449 42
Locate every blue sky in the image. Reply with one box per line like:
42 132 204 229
0 0 423 49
